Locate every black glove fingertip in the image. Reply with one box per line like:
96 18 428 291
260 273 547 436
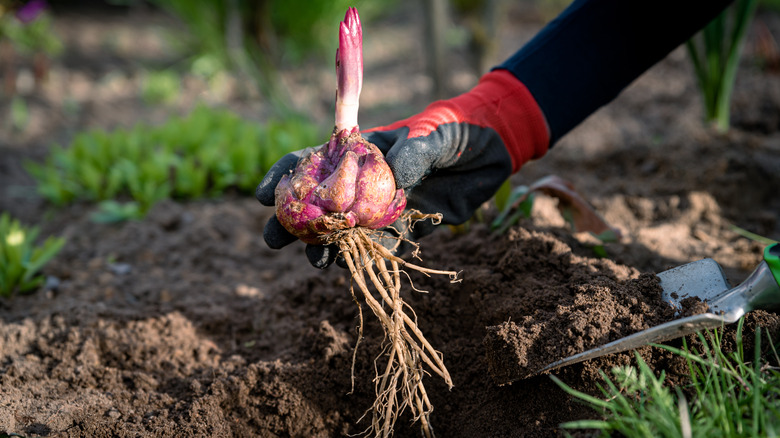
335 253 349 270
256 152 300 206
305 244 339 269
264 215 299 249
255 182 274 206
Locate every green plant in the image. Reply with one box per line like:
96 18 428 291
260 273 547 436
0 5 63 57
762 0 780 10
490 176 621 244
149 0 393 115
10 95 29 131
0 212 65 296
90 200 144 224
26 105 322 219
554 319 780 437
141 69 181 104
491 183 536 234
589 228 620 258
687 0 758 133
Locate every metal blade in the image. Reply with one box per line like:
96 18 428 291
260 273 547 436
538 312 733 373
657 258 731 308
536 258 732 375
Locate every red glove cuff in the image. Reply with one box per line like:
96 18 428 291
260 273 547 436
367 70 550 173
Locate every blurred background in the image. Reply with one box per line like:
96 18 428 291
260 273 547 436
1 4 780 432
3 0 780 143
2 0 780 235
0 0 567 145
0 0 585 227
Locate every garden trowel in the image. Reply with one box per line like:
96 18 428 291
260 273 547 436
539 243 780 374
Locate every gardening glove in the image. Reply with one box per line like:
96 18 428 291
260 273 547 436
257 69 549 268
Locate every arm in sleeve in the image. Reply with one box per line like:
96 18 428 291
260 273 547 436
499 0 734 145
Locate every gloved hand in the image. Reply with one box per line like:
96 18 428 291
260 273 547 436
256 69 550 268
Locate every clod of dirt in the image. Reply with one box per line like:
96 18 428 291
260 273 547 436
679 296 710 317
483 272 676 384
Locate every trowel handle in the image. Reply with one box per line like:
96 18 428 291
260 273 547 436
741 243 780 313
765 243 780 288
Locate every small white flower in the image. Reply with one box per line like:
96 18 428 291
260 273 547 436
6 229 25 246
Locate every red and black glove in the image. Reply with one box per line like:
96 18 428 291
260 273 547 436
256 69 549 268
364 69 548 225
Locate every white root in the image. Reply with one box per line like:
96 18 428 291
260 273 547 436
334 216 457 438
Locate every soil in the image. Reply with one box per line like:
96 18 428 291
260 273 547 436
2 2 780 437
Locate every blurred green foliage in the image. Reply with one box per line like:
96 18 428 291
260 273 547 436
687 0 758 133
149 0 393 114
0 212 65 296
26 105 323 221
760 0 780 11
90 200 144 223
491 183 535 235
141 69 181 104
9 95 29 131
0 7 62 56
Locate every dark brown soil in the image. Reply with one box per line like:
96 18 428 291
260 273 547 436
483 253 672 384
2 3 780 438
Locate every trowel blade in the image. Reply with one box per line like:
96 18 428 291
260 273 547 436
536 258 733 376
657 258 731 309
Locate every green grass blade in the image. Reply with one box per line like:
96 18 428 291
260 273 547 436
550 375 613 409
0 213 65 296
22 236 66 284
559 419 611 430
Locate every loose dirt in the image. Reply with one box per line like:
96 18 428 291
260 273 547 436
1 200 777 437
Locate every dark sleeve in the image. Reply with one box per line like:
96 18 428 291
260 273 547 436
498 0 734 145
